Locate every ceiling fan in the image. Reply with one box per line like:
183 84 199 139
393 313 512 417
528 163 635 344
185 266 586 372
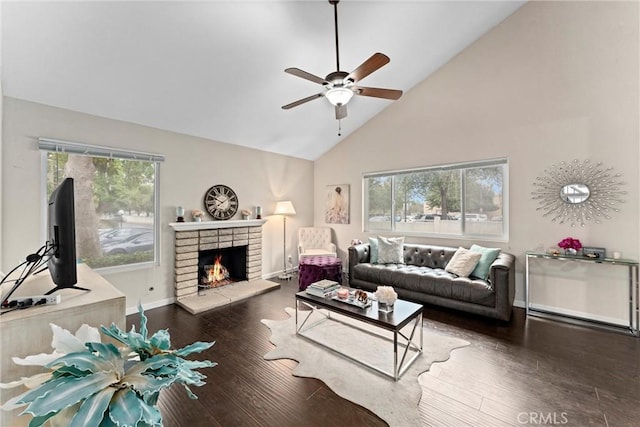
282 0 403 121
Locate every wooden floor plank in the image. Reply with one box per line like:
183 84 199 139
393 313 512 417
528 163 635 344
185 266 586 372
419 373 483 410
420 390 512 427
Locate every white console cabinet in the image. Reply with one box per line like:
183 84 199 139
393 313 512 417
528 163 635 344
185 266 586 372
0 264 126 426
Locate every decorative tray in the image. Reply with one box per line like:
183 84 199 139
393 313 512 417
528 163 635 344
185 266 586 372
331 293 372 309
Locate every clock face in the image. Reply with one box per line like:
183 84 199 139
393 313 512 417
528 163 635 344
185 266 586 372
204 185 239 220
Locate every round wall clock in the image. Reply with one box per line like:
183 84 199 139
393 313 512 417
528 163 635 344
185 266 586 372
203 185 239 220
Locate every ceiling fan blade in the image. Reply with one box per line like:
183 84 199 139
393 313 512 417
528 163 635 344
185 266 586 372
345 53 390 83
352 86 403 100
282 93 324 110
335 104 347 120
284 68 329 85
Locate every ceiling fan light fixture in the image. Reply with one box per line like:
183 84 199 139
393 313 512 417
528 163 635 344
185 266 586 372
325 87 354 106
282 0 401 121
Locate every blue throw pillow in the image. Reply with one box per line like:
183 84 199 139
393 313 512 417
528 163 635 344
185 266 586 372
368 237 379 264
469 244 501 280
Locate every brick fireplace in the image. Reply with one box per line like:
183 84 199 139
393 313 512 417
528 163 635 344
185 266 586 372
170 219 278 314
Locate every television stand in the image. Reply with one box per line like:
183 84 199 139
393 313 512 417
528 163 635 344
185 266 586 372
0 264 125 427
45 285 91 295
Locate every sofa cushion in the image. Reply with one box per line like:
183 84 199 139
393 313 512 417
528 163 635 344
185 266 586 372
403 244 456 269
377 236 404 264
445 247 482 277
469 244 501 280
352 263 495 307
368 237 379 263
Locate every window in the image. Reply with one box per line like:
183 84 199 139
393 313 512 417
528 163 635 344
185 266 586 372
40 139 164 270
364 158 508 240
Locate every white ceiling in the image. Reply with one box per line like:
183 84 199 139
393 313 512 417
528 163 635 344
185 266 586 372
2 1 525 160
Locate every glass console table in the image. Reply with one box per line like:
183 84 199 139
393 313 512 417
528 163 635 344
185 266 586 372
525 251 639 337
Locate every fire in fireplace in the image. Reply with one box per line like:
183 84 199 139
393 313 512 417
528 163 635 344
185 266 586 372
199 246 248 288
205 255 230 285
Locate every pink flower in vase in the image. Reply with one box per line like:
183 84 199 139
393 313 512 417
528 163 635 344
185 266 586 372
558 237 582 251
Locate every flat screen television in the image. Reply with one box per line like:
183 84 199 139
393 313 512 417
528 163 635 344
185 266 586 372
0 178 88 307
46 177 87 294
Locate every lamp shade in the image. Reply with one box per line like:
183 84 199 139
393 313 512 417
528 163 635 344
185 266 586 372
274 200 296 216
325 87 354 106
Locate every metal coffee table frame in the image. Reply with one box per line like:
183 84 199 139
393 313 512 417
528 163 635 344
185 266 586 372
295 291 423 381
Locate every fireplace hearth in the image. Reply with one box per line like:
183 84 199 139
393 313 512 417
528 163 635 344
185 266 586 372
170 219 279 315
170 219 266 300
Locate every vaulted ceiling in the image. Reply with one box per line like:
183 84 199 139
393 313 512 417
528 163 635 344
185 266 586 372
2 1 525 160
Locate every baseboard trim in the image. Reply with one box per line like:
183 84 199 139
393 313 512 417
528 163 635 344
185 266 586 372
127 297 175 315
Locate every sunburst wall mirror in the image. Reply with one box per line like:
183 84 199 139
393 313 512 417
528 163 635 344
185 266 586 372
531 159 626 227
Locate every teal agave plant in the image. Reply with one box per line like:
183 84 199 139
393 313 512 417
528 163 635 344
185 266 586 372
1 304 216 426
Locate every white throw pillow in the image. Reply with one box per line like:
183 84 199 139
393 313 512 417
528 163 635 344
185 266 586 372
445 247 482 277
377 236 405 264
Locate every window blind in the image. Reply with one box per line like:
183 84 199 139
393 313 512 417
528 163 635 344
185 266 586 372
363 158 506 179
38 138 165 163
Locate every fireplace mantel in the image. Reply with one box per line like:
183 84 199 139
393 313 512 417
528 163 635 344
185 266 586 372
169 219 267 231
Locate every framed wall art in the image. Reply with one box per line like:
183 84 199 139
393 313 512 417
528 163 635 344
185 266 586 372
325 184 349 224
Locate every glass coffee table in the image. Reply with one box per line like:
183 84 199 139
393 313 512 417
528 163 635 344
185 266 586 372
295 290 423 381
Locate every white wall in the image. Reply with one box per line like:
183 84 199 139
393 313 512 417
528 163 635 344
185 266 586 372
0 1 4 272
1 97 314 311
314 2 639 322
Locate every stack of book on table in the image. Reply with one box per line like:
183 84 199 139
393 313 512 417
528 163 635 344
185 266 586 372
306 279 340 297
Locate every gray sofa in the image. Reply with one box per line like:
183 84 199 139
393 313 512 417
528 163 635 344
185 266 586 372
348 243 516 321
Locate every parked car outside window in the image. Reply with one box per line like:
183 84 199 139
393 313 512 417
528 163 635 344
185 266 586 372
102 232 154 255
100 227 152 246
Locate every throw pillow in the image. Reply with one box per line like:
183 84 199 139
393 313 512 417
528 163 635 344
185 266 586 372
469 244 501 280
445 247 482 277
377 236 405 264
368 237 379 264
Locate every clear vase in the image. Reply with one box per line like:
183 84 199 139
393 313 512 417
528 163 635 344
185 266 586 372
378 301 395 313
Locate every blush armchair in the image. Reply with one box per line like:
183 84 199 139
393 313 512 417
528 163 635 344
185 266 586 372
297 227 337 259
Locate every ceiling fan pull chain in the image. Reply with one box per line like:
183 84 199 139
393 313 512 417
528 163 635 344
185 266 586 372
337 119 342 136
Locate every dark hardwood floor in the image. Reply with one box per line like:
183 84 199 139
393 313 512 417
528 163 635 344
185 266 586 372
128 277 640 426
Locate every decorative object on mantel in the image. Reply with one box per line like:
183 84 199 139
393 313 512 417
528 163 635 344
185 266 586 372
531 159 626 227
0 304 215 426
203 184 239 220
375 285 398 313
255 206 262 219
192 209 205 222
274 201 296 280
558 237 582 255
241 209 251 220
176 205 185 222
